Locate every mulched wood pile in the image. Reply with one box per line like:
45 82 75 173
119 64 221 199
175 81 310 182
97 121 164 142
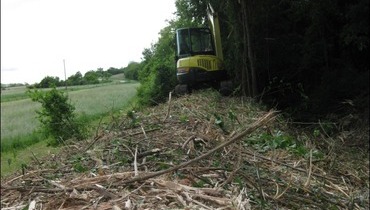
1 90 369 210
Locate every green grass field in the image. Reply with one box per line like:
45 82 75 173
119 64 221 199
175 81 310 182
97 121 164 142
1 80 139 177
1 81 139 147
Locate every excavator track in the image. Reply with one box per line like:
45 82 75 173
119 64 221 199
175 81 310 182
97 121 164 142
219 80 233 96
175 84 188 95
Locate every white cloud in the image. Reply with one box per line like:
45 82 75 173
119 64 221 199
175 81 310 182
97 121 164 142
1 0 176 84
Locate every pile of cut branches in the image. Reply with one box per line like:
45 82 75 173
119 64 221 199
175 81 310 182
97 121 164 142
1 90 368 209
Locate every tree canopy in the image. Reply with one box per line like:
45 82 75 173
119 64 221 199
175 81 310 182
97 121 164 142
31 67 123 88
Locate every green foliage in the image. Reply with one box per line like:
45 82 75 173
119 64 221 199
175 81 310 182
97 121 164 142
106 67 124 75
28 87 87 146
123 62 141 80
247 130 324 159
126 110 140 127
313 129 321 138
67 71 84 86
136 23 178 106
174 0 206 27
84 70 100 84
38 76 61 88
179 114 189 123
1 83 138 154
137 64 177 106
134 1 211 106
70 155 89 173
1 91 29 102
73 162 88 173
192 180 206 188
95 68 112 83
0 132 42 153
214 113 227 133
32 67 116 89
1 83 26 88
247 130 312 157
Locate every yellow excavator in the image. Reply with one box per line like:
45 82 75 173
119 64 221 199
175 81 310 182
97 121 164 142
174 4 232 95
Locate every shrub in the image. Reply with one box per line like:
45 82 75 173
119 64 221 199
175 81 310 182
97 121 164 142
137 64 177 106
28 87 87 146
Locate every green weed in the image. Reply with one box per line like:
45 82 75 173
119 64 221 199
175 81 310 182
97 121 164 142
127 110 140 127
193 180 206 188
70 155 89 173
73 162 88 173
247 130 314 157
248 131 294 152
179 115 189 123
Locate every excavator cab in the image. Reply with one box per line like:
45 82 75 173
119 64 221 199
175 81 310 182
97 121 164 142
174 4 232 95
176 28 215 58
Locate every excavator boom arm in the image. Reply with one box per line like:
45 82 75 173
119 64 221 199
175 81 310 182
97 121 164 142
207 4 223 61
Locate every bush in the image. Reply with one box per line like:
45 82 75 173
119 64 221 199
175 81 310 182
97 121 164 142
123 62 141 80
137 64 177 106
28 87 87 146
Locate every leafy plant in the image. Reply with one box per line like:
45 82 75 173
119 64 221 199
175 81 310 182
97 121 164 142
313 129 321 137
21 163 27 175
28 87 87 146
70 155 89 173
73 162 88 173
193 180 206 188
248 131 292 152
214 113 228 133
228 110 237 122
179 114 189 123
247 131 313 157
136 23 177 106
127 110 140 127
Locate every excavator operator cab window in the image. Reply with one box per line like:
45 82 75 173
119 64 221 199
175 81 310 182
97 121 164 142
177 29 191 56
176 28 215 58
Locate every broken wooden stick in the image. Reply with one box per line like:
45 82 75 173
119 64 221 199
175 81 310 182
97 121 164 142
163 91 172 122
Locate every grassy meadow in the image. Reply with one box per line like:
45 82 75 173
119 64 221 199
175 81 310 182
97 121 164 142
1 79 139 177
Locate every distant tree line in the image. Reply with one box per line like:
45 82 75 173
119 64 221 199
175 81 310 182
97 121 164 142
1 83 28 90
28 67 125 89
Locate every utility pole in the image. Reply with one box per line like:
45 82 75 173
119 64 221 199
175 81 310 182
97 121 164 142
63 59 67 90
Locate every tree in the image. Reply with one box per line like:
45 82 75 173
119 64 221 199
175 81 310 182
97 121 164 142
38 76 60 88
84 71 99 84
123 62 140 80
28 88 87 145
67 71 83 86
107 67 124 75
136 23 178 105
95 68 111 83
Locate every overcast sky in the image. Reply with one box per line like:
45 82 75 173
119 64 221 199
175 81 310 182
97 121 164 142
1 0 176 84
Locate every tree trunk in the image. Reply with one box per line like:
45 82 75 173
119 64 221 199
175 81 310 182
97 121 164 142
241 0 252 97
241 0 258 97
